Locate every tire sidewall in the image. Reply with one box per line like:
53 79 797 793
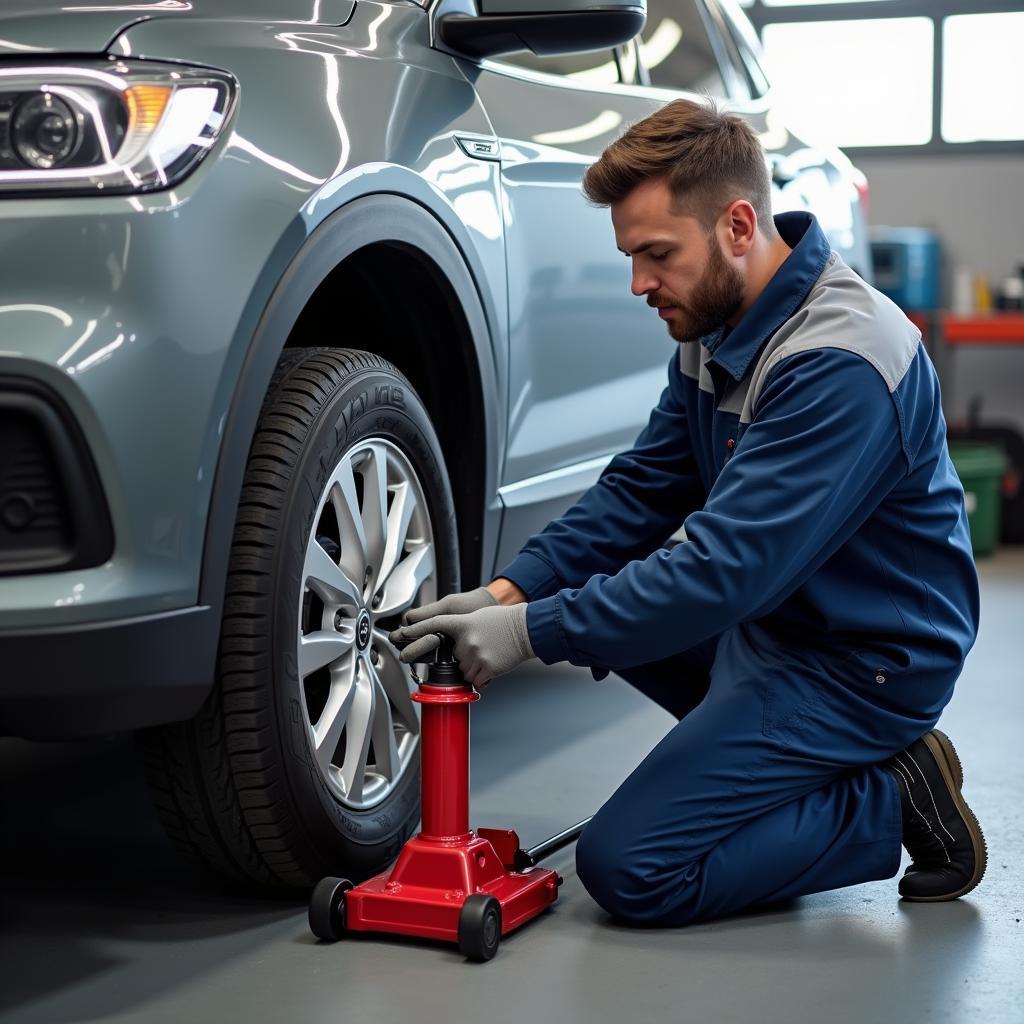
271 358 459 878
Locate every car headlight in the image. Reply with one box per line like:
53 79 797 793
0 59 236 196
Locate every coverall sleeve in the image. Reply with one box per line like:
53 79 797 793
524 347 911 670
494 351 706 602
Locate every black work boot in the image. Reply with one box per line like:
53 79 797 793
883 729 987 901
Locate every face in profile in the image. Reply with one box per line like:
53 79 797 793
612 177 746 344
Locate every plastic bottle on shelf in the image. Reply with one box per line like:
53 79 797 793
974 274 992 313
952 266 974 315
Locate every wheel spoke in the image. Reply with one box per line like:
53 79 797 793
300 436 438 809
375 543 435 618
329 458 369 589
376 479 415 597
340 663 374 804
361 444 390 592
299 627 355 678
304 539 361 607
313 656 357 777
373 629 420 734
368 665 400 782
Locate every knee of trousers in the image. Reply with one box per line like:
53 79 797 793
575 818 702 926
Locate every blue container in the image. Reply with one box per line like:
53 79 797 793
869 226 942 311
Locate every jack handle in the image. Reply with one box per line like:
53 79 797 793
514 817 593 870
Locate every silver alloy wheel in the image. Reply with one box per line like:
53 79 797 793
297 438 437 810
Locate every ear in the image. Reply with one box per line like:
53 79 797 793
722 200 757 256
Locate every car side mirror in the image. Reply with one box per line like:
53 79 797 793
435 0 646 61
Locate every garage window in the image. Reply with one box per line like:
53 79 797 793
941 12 1024 143
742 0 1024 155
761 17 933 148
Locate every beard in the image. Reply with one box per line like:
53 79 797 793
655 235 746 344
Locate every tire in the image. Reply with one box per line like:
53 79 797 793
139 347 460 886
458 894 502 962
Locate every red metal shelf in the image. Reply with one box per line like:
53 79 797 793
941 313 1024 345
905 312 1024 345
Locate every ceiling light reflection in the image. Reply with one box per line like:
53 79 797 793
58 319 98 367
72 332 124 374
228 133 327 185
638 19 684 72
0 38 46 52
533 110 623 146
64 2 191 11
0 304 74 326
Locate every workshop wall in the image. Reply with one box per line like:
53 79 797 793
858 154 1024 433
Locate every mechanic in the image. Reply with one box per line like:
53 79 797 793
389 97 985 927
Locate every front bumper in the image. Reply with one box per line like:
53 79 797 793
0 107 304 734
0 187 257 735
0 604 218 737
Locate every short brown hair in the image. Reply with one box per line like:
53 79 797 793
582 97 775 236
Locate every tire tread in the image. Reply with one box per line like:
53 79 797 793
140 347 417 887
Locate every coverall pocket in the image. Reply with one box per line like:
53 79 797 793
841 645 912 688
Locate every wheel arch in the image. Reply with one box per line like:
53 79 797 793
199 193 503 643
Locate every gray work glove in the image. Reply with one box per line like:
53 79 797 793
400 586 498 627
388 603 534 689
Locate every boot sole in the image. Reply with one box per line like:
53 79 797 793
901 729 987 902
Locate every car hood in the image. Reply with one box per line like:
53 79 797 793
0 0 355 56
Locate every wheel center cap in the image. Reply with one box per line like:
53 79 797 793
356 610 371 651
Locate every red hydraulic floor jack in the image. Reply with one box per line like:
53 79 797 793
308 632 591 961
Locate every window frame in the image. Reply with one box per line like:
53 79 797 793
714 1 772 98
489 0 746 102
447 0 759 107
741 0 1024 155
693 0 749 99
628 0 762 102
704 0 759 100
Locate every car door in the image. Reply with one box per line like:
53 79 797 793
470 46 679 570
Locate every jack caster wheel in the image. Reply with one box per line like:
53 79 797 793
458 894 502 962
309 876 353 942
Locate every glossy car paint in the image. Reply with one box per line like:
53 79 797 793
0 0 873 735
469 59 680 563
0 0 510 630
0 0 361 53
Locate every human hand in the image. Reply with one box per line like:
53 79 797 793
388 603 534 688
400 586 498 627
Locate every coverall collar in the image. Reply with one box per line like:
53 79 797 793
701 211 832 382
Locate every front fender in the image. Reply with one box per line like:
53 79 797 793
111 4 509 648
198 192 505 624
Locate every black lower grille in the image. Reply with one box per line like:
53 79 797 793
0 408 74 569
0 378 112 575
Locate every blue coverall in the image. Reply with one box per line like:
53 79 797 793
495 212 980 926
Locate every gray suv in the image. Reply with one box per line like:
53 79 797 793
0 0 871 886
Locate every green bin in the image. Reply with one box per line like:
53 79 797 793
948 442 1007 557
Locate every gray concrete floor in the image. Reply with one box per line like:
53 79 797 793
2 551 1022 1024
